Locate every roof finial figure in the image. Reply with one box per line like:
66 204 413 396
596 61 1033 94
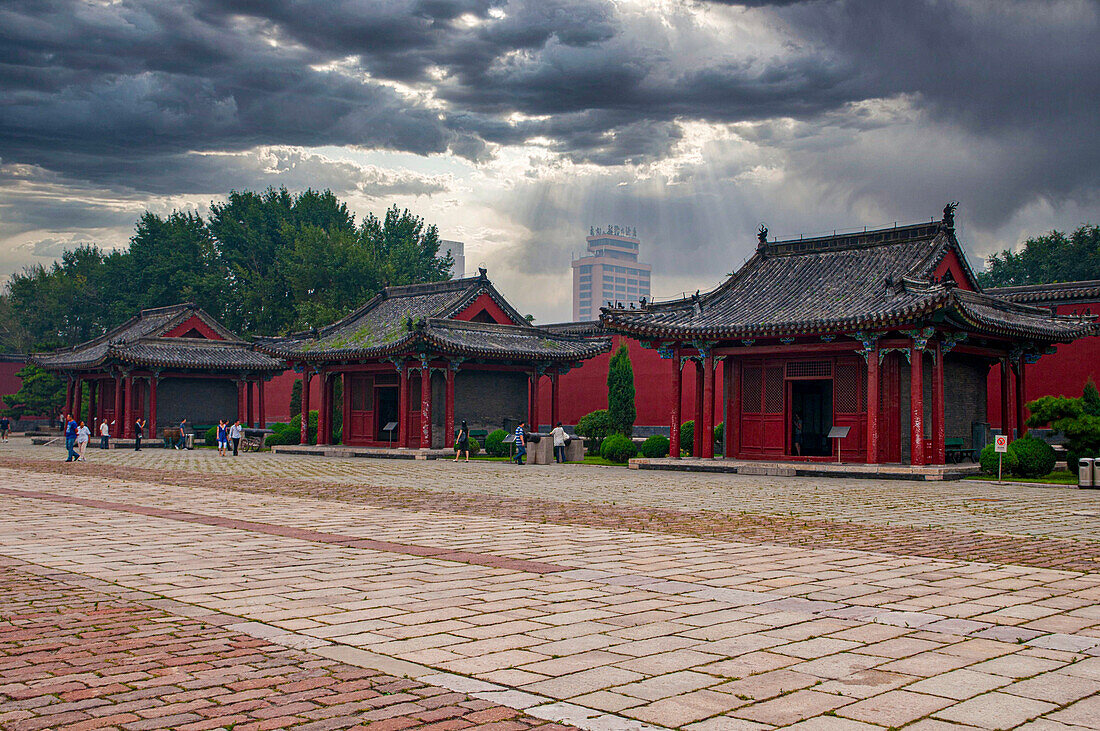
943 201 959 229
758 223 768 247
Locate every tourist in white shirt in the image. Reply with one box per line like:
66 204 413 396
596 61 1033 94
229 420 243 456
99 419 111 449
550 422 568 463
75 421 91 461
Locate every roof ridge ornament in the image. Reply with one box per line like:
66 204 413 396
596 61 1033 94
942 201 959 230
757 223 768 249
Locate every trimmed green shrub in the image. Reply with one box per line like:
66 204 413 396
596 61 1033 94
204 426 217 445
286 410 319 444
680 420 694 456
263 421 296 446
600 433 638 463
607 344 636 437
640 434 669 458
1067 448 1099 474
1009 436 1056 478
454 437 481 456
979 443 1019 476
576 409 613 451
484 429 509 457
713 421 724 455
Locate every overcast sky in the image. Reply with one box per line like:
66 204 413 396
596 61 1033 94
1 0 1097 321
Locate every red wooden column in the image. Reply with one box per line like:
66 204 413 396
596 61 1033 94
113 373 124 437
64 378 74 417
74 379 83 422
726 357 740 458
420 360 432 448
444 365 456 447
236 380 246 425
397 363 409 448
1000 359 1011 439
866 347 880 464
1015 360 1027 438
530 372 541 432
246 381 254 427
701 352 715 459
932 340 946 465
299 369 312 444
316 375 328 445
122 375 134 438
149 375 158 438
550 373 560 427
257 379 266 428
909 343 925 466
87 382 97 429
670 347 682 459
693 359 704 457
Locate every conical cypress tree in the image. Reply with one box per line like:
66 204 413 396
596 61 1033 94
607 343 636 437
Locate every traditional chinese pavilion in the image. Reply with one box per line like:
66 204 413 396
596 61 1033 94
32 304 285 438
257 270 610 448
600 206 1095 465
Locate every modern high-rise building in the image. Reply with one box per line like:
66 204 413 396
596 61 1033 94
442 240 465 279
571 226 651 321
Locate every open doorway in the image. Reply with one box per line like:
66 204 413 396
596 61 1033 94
791 380 833 457
375 386 398 442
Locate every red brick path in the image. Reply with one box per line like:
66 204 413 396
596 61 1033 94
0 557 577 731
2 457 1098 573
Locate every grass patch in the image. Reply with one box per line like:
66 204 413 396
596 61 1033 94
965 470 1077 485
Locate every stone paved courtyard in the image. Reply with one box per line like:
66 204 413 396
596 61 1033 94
2 439 1099 730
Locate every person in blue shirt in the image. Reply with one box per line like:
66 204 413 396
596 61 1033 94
513 421 527 465
216 420 229 457
64 415 78 462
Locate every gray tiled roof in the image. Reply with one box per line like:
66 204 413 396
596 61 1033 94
32 304 284 372
601 221 1092 342
260 273 609 362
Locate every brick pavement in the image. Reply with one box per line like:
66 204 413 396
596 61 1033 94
2 461 1100 729
3 449 1100 573
0 557 579 731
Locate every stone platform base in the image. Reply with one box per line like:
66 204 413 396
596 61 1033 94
271 444 454 460
629 457 980 481
31 436 170 449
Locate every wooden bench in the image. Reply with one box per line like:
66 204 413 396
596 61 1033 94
945 438 970 463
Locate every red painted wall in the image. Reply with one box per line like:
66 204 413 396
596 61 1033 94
0 357 25 401
454 293 520 325
987 299 1100 430
263 369 321 425
162 315 226 340
537 334 723 431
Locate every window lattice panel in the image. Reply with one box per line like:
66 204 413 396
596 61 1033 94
764 367 784 413
787 360 832 378
742 367 762 414
834 363 859 413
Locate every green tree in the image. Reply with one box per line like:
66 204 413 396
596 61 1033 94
2 365 64 419
607 344 636 437
1026 380 1100 468
360 205 452 287
978 224 1100 288
289 379 303 418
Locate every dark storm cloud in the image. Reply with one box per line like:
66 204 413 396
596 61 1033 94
0 0 1098 280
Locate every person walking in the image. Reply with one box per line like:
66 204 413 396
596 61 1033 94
99 419 111 449
792 412 803 457
229 420 242 456
513 421 527 465
134 417 145 451
550 422 568 464
216 420 229 457
0 415 10 442
64 414 78 462
175 419 187 449
75 420 91 461
454 420 470 462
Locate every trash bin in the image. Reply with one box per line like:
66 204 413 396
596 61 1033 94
1080 458 1096 488
185 433 195 450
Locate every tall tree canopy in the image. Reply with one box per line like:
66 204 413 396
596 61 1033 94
0 188 452 351
977 224 1100 288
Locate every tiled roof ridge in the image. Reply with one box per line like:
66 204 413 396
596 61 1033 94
763 220 943 256
952 288 1094 321
988 279 1100 302
137 302 195 316
382 277 478 297
426 318 600 343
29 303 200 357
